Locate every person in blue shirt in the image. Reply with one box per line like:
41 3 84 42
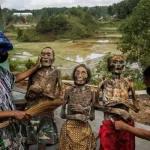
0 51 40 150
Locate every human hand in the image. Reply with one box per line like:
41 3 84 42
75 114 89 122
133 101 140 112
13 110 31 120
69 104 84 113
30 84 43 94
111 118 126 130
35 56 41 68
110 107 131 121
58 90 64 100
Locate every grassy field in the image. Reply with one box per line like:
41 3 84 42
7 24 121 73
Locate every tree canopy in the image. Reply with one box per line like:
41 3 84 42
118 0 150 69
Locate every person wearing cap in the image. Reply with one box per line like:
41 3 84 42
113 66 150 141
0 32 40 150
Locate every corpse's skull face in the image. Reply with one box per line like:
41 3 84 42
41 48 54 67
74 66 88 85
109 56 124 74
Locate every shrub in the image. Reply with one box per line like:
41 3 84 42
25 59 35 69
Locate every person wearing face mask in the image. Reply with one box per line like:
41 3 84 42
113 66 150 141
0 38 41 149
58 64 96 150
24 47 63 150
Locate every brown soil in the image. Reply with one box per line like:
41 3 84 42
130 98 150 125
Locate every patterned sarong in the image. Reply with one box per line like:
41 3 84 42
59 120 96 150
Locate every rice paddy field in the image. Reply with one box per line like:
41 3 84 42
6 25 121 75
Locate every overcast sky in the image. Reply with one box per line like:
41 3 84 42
0 0 122 10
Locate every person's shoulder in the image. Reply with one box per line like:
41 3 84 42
64 86 73 96
66 85 72 90
52 66 61 75
0 66 12 75
53 66 60 72
123 77 133 83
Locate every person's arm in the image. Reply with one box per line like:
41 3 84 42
89 90 95 121
94 77 104 110
60 87 88 122
60 103 67 119
128 78 140 112
57 69 63 97
0 110 30 120
60 103 86 120
114 120 150 141
15 57 41 83
60 88 69 119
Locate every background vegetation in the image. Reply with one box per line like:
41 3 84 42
2 0 149 90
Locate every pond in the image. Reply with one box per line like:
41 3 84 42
11 51 33 60
10 51 105 63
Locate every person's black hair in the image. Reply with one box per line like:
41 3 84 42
143 66 150 79
72 64 91 84
42 47 55 58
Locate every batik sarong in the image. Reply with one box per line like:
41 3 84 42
59 120 96 150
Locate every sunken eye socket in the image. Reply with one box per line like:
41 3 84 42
113 61 117 63
41 53 51 56
112 60 123 64
75 71 86 75
81 72 86 75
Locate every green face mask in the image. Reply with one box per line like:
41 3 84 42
0 59 10 71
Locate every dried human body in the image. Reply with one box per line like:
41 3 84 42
59 65 96 150
24 47 62 150
95 55 139 150
114 66 150 141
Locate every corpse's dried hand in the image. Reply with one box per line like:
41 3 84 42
69 104 84 113
133 101 140 112
74 114 89 122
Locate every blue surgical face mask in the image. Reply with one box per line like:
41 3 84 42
0 52 8 63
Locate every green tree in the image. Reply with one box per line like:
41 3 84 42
25 59 35 69
21 30 30 42
36 19 51 33
118 0 150 69
91 53 111 85
116 1 128 19
17 28 23 39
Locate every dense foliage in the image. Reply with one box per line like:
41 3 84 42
1 0 141 41
108 0 140 19
118 0 150 69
